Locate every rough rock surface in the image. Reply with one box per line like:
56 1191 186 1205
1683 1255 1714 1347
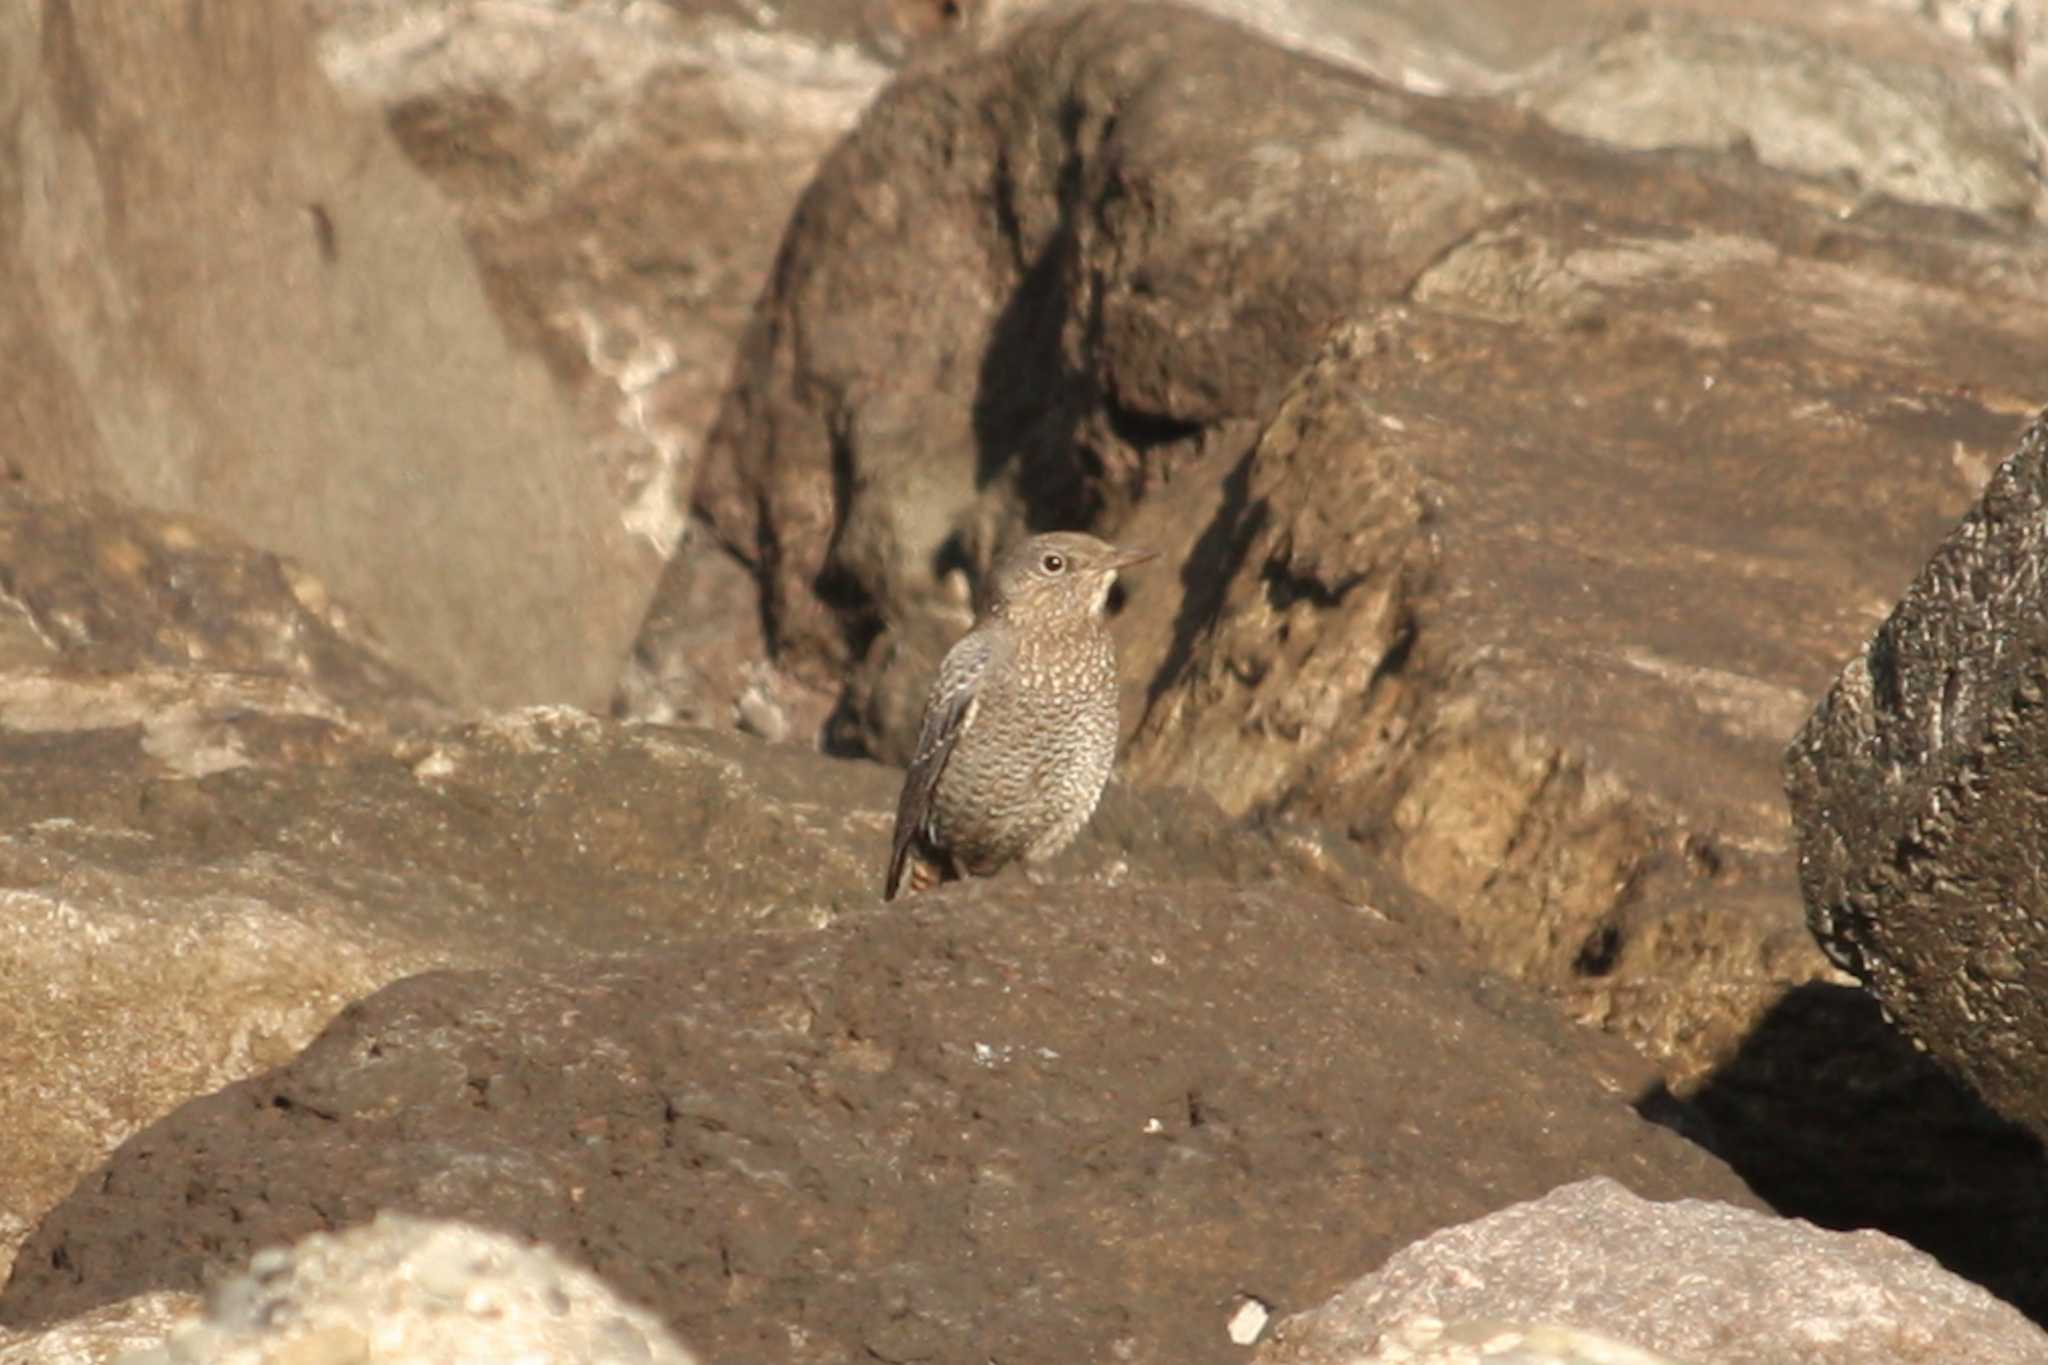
0 688 1373 1293
8 0 2048 1355
122 1216 699 1365
668 0 2041 721
0 479 1385 1290
1256 1177 2048 1365
1300 1318 1685 1364
0 485 444 732
0 1295 194 1365
1787 410 2048 1144
610 0 2048 1319
0 884 1756 1365
677 1 1526 701
958 0 2048 125
1510 12 2044 220
0 487 447 1280
1113 273 2018 1084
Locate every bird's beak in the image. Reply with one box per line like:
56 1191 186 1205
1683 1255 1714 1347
1107 545 1159 572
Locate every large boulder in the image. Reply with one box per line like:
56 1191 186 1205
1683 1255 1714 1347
0 481 1371 1288
1 883 1755 1364
310 0 902 731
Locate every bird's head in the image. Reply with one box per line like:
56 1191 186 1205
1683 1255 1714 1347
985 532 1157 625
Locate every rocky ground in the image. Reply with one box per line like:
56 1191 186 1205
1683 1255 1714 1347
6 0 2048 1361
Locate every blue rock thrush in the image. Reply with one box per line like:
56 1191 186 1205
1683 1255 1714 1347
885 531 1155 900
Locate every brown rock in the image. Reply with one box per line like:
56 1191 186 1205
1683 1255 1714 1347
1120 291 2020 1088
0 699 892 1287
0 486 444 1280
0 882 1756 1364
0 481 1375 1287
0 485 443 731
673 2 1523 706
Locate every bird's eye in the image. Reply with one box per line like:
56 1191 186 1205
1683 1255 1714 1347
1040 552 1066 574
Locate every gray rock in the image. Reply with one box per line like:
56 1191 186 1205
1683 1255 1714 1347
1512 12 2045 219
0 1295 195 1365
120 1215 697 1365
1256 1177 2048 1365
1295 1318 1684 1364
1786 408 2048 1141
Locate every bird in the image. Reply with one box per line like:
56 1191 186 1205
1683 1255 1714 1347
884 531 1156 900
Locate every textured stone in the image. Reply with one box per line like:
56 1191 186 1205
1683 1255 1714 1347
1303 1318 1683 1365
1116 297 2015 1084
660 0 2048 734
0 1295 195 1365
977 0 2048 113
1256 1178 2048 1365
0 884 1756 1364
0 494 1376 1290
0 485 445 735
654 7 2048 1079
672 1 1524 707
1512 12 2044 219
1787 409 2048 1143
11 0 2048 1352
121 1216 698 1365
0 702 881 1283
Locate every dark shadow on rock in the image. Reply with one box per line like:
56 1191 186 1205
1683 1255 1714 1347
1639 980 2048 1322
1141 444 1265 715
972 227 1096 533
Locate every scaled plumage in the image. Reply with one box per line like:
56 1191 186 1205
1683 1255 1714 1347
884 532 1154 900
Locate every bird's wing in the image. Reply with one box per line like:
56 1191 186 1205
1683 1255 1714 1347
885 631 992 899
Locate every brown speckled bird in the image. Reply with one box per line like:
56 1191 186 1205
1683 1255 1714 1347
884 532 1155 900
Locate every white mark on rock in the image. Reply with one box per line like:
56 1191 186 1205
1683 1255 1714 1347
1226 1297 1269 1345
